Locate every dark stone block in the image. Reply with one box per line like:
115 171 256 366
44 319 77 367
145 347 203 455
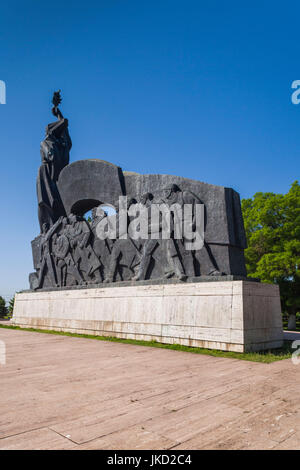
57 159 124 215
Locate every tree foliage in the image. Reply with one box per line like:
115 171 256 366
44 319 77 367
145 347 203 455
0 296 7 318
242 181 300 316
8 296 15 316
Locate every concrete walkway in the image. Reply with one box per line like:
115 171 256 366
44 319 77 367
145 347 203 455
0 327 299 450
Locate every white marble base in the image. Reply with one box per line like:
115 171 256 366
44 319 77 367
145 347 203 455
12 281 283 352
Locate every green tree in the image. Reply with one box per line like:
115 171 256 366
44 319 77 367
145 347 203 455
8 296 15 317
242 181 300 329
0 296 7 318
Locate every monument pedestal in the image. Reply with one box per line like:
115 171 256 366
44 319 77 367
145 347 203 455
12 280 283 353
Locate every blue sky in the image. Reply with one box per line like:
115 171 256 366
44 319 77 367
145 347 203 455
0 0 300 301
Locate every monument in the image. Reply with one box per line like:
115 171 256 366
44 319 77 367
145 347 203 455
12 92 283 352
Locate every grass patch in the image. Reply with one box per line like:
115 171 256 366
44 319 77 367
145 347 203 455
0 323 293 363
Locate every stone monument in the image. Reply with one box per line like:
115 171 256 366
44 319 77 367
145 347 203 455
12 91 284 352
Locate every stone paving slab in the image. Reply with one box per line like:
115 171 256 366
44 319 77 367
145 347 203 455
0 327 299 450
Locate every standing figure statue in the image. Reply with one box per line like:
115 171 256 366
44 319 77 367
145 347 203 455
37 90 72 231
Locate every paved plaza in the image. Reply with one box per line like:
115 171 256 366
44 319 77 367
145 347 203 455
0 327 299 450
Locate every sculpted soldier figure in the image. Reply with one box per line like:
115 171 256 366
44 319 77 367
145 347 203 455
52 217 85 287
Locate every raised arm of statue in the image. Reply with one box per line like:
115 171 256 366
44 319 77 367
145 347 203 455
52 90 64 120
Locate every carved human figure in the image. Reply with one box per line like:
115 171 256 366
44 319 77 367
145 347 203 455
51 220 84 287
160 184 197 277
36 219 62 289
132 192 186 281
160 184 222 277
52 233 69 286
104 198 141 283
37 91 72 231
91 208 112 280
68 214 102 284
91 207 107 230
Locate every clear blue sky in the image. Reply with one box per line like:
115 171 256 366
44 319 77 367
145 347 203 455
0 0 299 301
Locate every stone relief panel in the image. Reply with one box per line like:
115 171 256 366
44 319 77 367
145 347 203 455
29 92 247 290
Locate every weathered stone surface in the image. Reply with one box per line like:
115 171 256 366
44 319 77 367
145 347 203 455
123 172 247 247
32 157 248 289
31 92 249 289
1 327 298 450
57 159 125 216
12 281 283 352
